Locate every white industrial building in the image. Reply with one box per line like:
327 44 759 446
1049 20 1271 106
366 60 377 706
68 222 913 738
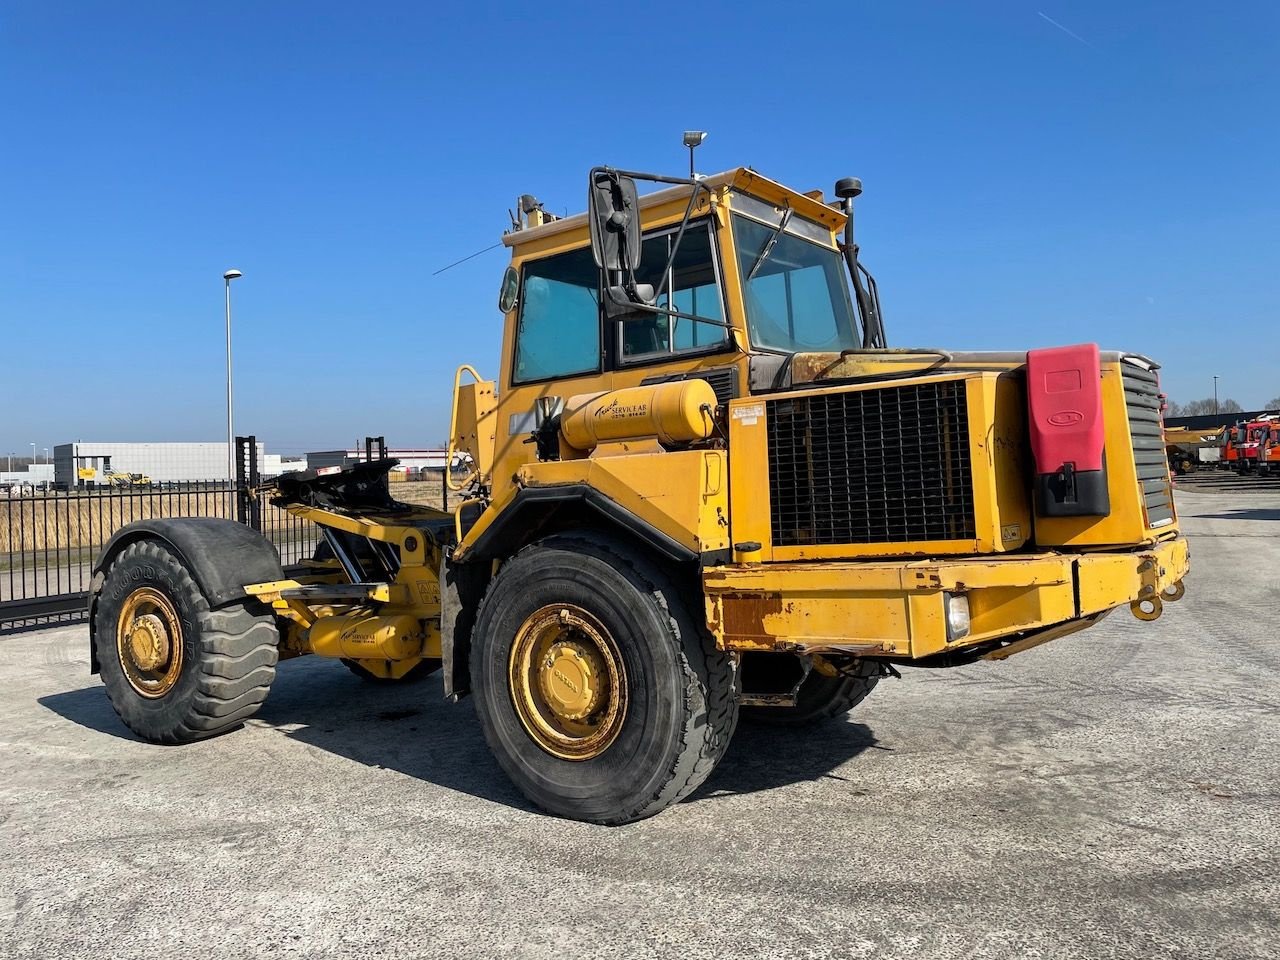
53 442 270 487
0 464 54 490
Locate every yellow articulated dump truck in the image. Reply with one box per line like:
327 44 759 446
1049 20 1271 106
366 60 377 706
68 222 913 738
87 163 1189 824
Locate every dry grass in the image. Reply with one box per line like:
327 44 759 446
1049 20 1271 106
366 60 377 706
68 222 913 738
0 488 235 556
390 477 451 511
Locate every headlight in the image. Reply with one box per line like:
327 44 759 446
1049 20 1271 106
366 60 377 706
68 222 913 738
945 592 971 642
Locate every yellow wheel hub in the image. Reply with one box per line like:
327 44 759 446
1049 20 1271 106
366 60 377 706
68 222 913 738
538 640 607 721
116 587 184 698
509 605 627 761
127 614 170 671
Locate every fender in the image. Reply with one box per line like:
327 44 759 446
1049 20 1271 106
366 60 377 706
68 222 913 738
457 484 698 565
87 518 284 673
440 485 701 699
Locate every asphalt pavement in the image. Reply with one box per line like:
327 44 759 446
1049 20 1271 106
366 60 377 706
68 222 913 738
1 480 1277 959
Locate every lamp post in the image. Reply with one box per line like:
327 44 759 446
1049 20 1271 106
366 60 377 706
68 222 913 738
30 442 35 466
42 447 48 464
223 269 243 483
1213 375 1219 416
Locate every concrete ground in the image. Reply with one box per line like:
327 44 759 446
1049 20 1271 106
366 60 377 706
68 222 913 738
2 481 1277 959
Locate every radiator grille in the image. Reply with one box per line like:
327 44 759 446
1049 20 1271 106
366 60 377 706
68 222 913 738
1122 360 1175 528
767 381 977 546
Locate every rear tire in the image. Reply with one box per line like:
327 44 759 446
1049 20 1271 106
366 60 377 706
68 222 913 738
742 658 879 726
470 535 737 825
93 539 279 743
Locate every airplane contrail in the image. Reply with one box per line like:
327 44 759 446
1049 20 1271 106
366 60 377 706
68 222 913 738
1038 11 1097 50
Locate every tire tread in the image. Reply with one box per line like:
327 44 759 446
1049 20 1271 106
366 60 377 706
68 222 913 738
474 533 738 825
96 539 279 744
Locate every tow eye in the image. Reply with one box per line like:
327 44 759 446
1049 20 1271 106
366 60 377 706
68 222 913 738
1131 596 1163 621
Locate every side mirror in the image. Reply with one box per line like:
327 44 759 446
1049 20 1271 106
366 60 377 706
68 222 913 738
588 169 642 273
497 265 519 313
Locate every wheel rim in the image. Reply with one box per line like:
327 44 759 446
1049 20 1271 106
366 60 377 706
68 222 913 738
116 586 184 698
508 604 628 761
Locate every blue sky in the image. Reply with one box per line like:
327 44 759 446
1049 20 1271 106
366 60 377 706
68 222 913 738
2 1 1277 456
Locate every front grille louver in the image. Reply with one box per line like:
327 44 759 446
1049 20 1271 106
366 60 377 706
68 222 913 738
767 381 977 546
1122 361 1175 528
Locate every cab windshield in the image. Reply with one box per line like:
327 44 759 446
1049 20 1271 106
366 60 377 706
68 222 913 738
732 213 859 354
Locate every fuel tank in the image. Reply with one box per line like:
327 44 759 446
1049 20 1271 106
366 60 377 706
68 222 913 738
308 612 423 661
561 379 717 450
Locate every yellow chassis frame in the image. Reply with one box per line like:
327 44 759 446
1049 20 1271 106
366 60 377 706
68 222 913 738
703 536 1190 661
242 503 448 678
241 498 1189 673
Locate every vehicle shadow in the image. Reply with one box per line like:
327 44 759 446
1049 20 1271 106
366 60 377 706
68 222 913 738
691 718 882 802
38 686 143 742
40 657 882 816
1196 508 1280 521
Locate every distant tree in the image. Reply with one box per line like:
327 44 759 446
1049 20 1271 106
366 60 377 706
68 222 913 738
1164 400 1183 418
1267 397 1280 411
1169 398 1243 417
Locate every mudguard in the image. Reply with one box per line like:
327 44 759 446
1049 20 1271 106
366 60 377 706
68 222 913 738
87 518 284 673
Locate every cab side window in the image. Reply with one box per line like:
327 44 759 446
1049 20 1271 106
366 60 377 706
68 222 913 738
619 223 727 362
513 247 601 384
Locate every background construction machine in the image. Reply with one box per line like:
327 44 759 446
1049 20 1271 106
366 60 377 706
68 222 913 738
1164 425 1224 475
86 161 1190 824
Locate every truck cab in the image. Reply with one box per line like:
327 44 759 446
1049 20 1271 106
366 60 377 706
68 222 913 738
451 168 1187 663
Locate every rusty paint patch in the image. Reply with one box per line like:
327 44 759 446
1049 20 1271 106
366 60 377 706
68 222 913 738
789 352 847 385
720 592 785 643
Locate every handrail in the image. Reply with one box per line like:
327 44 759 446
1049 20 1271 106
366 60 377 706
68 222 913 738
453 496 487 546
445 364 484 492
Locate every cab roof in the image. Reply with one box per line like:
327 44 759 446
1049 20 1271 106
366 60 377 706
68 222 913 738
501 167 847 250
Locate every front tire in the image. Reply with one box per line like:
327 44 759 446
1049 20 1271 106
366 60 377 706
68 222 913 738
470 535 737 825
93 539 279 743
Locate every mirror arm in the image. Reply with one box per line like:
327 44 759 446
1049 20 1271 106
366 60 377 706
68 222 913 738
600 168 706 189
651 179 714 302
603 293 733 330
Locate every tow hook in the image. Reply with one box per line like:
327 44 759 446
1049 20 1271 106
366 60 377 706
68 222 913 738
1131 595 1163 621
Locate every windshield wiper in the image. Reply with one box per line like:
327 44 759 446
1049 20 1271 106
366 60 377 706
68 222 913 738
745 205 793 281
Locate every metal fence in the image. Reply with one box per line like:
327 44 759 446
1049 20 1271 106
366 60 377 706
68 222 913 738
3 437 295 632
0 482 328 633
0 435 451 634
0 482 246 632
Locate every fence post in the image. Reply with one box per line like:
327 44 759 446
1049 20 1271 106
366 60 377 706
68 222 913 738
235 435 261 529
248 435 261 531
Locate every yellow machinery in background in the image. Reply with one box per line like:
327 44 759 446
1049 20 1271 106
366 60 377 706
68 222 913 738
1164 425 1225 475
86 159 1189 824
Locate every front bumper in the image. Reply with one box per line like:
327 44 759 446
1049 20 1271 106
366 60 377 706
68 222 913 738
702 536 1190 660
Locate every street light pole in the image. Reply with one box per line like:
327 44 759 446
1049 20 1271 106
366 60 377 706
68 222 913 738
1213 375 1219 416
30 442 35 466
223 269 243 483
